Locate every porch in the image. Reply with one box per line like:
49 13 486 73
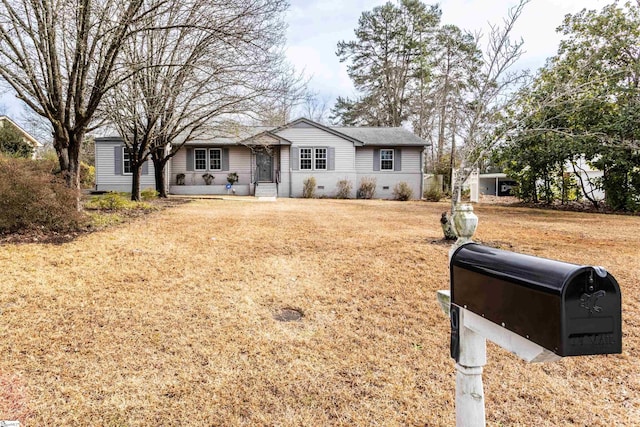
167 142 285 198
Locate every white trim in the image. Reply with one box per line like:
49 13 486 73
380 148 394 171
122 147 132 175
299 147 312 170
314 147 327 170
194 148 207 171
209 148 222 171
299 146 328 171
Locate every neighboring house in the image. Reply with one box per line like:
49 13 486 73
94 118 429 199
472 156 604 201
0 115 43 158
478 172 517 197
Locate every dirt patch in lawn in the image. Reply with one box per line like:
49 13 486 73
0 198 638 426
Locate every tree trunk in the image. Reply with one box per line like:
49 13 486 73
152 156 169 198
571 162 599 208
449 114 457 180
54 131 82 209
131 162 142 201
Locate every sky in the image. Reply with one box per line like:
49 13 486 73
286 0 608 107
0 0 608 126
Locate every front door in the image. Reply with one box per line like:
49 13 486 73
256 150 273 182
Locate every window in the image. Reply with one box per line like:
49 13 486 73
209 148 222 170
298 147 330 170
300 148 312 170
380 149 394 170
194 148 207 171
123 147 132 174
315 148 327 170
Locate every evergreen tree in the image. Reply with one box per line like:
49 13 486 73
332 0 441 126
0 120 33 158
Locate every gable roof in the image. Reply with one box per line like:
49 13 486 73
272 117 365 145
238 129 292 146
0 115 43 148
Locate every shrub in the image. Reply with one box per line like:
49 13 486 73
302 176 316 198
335 179 353 199
85 192 154 211
424 187 443 202
140 188 158 201
357 177 376 199
393 182 413 201
0 156 84 233
0 122 33 158
79 162 95 189
86 192 130 210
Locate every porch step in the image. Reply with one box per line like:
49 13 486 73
255 183 277 198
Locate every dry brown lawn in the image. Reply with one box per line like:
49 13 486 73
0 198 638 426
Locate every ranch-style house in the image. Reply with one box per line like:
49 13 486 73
94 117 430 199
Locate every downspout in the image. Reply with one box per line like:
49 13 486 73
275 146 280 197
250 149 254 196
289 146 292 198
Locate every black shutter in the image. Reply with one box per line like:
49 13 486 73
373 149 380 171
142 160 149 175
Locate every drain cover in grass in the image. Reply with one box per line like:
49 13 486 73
274 308 303 322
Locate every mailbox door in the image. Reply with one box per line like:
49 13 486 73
562 270 622 356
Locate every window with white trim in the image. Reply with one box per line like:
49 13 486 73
300 148 312 170
380 149 394 170
209 148 222 170
194 148 207 171
315 148 327 170
123 147 132 174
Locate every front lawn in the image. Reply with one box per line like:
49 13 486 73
0 199 637 425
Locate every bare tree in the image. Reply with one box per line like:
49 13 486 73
300 92 331 125
101 0 288 199
0 0 154 199
450 0 530 209
256 65 309 127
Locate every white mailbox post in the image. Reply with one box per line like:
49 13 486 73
438 204 621 427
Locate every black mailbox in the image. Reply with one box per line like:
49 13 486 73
450 243 622 357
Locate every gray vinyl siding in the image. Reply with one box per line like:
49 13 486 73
277 128 355 171
276 127 356 198
95 140 155 192
280 146 290 197
170 146 251 187
355 146 423 200
168 145 252 195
